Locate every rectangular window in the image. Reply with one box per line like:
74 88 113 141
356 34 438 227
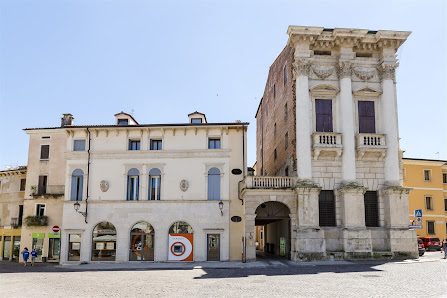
208 138 221 149
319 190 336 227
285 167 289 177
273 84 276 99
40 145 50 160
150 140 162 150
38 175 47 195
284 65 287 85
128 140 141 151
443 173 447 184
127 176 139 201
36 204 45 216
284 132 288 149
191 118 202 123
424 170 431 181
274 148 277 160
315 99 333 132
41 136 50 139
68 234 82 261
427 221 435 235
73 140 86 151
284 103 288 120
118 119 128 125
273 123 276 136
20 179 26 192
266 101 269 116
444 199 447 212
358 101 375 133
425 196 433 210
364 191 379 227
402 168 407 180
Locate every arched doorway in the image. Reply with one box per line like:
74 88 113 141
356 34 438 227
168 222 193 261
130 222 155 261
255 202 291 259
92 221 116 261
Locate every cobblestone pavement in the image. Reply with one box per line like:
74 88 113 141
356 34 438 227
1 252 446 298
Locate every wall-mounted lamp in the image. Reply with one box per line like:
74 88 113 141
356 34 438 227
73 201 88 223
218 200 224 216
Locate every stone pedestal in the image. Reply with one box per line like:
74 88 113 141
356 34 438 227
244 214 256 262
293 183 326 260
387 229 418 259
342 229 372 259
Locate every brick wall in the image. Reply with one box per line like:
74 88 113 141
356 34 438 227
256 46 296 176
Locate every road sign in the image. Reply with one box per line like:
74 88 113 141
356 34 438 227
414 209 423 218
52 226 60 233
409 225 423 229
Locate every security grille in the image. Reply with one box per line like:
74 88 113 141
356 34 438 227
364 191 379 227
319 190 336 227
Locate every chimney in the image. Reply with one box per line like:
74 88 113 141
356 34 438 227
61 113 74 127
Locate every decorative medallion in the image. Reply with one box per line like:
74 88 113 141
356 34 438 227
311 66 334 79
180 180 188 192
100 180 109 192
353 68 375 81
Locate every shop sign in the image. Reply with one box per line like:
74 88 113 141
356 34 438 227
32 233 45 238
49 233 60 238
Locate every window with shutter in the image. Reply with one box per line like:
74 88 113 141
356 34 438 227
207 168 220 201
40 145 50 160
319 191 336 226
364 191 379 227
315 99 333 132
358 101 375 133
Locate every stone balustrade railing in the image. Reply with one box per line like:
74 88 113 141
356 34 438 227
241 176 298 189
357 133 386 147
312 132 342 146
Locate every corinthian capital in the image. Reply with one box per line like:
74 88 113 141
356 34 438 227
379 63 397 82
292 59 310 79
337 61 352 78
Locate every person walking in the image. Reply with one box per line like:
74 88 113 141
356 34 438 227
442 238 447 259
31 248 38 266
22 247 29 267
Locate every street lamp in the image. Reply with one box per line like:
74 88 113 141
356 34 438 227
218 200 224 216
73 201 88 223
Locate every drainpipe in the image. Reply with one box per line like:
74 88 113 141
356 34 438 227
85 128 91 224
239 124 245 205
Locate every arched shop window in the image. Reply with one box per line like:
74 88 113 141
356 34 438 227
207 167 220 201
71 169 84 201
92 222 116 261
127 168 140 201
130 222 155 261
169 221 193 234
148 168 161 200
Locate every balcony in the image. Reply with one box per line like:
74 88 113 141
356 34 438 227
31 185 65 197
312 132 343 160
241 176 298 189
10 217 21 228
356 133 387 160
24 215 48 227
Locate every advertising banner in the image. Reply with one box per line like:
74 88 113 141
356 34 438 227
168 234 193 261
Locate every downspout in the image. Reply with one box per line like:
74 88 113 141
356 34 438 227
239 124 245 205
85 128 91 224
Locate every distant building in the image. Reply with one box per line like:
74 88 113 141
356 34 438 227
0 166 26 261
242 26 417 261
403 158 447 239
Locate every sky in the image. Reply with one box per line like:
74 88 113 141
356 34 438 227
0 0 446 169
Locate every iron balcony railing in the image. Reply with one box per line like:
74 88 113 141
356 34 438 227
31 185 65 196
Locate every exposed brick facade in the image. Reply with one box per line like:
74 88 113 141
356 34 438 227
256 46 296 176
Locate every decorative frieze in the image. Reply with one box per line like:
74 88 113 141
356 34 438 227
292 59 310 79
352 67 375 81
311 65 335 79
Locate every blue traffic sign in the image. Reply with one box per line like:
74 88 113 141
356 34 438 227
414 209 423 218
409 225 423 229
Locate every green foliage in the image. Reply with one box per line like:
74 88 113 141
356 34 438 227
24 215 48 227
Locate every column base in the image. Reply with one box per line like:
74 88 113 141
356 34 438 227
292 228 326 261
342 228 372 255
387 228 418 259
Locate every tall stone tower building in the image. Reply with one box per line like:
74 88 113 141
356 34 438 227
242 26 417 261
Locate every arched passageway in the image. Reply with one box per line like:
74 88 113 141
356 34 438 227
255 201 291 259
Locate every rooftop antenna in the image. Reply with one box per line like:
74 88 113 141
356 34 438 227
131 109 135 116
435 152 440 159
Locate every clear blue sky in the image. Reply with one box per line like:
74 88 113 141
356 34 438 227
1 0 446 169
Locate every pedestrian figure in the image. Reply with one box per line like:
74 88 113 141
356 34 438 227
22 247 29 267
442 238 447 259
31 248 38 266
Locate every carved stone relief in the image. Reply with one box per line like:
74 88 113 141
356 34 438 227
352 67 375 81
379 64 397 81
311 65 335 79
100 180 109 192
180 180 188 192
292 59 310 79
336 61 352 78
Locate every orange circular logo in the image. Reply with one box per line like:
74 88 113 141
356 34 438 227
170 242 186 256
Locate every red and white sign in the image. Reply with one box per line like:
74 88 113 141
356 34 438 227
52 226 60 233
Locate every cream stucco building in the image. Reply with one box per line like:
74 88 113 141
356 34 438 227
243 26 418 261
24 112 248 263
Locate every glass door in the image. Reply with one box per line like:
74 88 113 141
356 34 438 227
3 236 11 259
48 238 60 261
12 236 21 260
207 234 220 261
130 234 154 261
32 238 44 261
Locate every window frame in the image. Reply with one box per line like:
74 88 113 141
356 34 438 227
117 119 129 125
357 100 376 134
364 191 380 227
20 178 26 192
425 196 434 211
442 173 447 184
73 139 86 152
283 65 287 86
128 139 141 151
150 139 163 151
40 144 50 160
426 221 435 235
148 168 161 201
207 167 221 201
444 198 447 212
284 103 288 120
318 190 336 227
284 132 288 149
191 118 202 124
274 148 277 160
35 203 46 216
208 138 221 150
315 99 334 133
423 169 432 182
71 169 84 201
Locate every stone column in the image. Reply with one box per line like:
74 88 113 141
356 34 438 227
380 64 400 186
338 61 357 183
294 183 325 260
244 214 256 262
379 187 418 258
293 59 312 180
337 185 372 259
